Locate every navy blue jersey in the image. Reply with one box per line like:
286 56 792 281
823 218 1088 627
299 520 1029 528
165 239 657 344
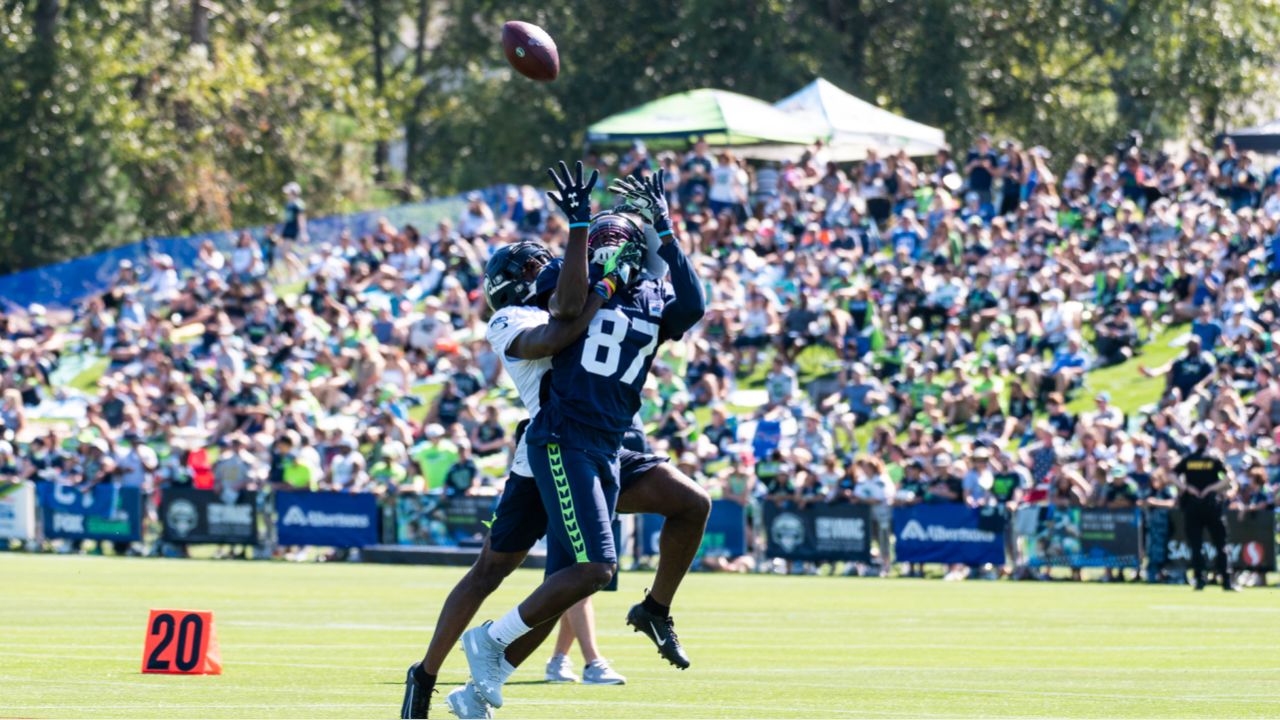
529 276 673 452
528 240 705 453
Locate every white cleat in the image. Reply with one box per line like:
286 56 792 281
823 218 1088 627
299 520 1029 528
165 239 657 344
545 653 580 683
445 682 493 720
582 658 627 685
461 623 506 708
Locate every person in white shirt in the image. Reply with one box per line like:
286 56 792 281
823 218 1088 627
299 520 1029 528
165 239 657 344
457 192 498 238
708 152 747 218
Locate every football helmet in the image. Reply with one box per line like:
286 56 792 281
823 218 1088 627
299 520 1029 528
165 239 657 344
483 241 553 311
587 209 647 286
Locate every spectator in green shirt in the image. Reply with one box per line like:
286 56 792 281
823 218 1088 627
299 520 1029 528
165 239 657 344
369 441 410 493
411 423 458 491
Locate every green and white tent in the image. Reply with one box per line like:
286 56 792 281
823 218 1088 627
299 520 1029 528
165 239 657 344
586 88 824 149
774 78 946 161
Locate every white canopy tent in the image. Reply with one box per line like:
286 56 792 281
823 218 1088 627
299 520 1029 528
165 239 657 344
773 78 947 161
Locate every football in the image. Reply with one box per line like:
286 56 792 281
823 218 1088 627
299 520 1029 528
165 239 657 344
502 20 559 82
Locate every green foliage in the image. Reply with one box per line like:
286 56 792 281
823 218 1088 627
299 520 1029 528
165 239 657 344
0 0 387 274
1 0 1278 271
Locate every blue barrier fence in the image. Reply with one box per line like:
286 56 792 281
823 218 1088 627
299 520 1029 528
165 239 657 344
0 187 514 311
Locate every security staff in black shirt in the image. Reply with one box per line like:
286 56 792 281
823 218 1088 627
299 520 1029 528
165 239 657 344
1173 433 1237 591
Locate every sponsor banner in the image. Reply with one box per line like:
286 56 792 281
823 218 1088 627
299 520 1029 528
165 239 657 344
763 502 871 563
1024 507 1141 568
274 491 378 548
392 494 499 546
160 488 258 545
1166 509 1277 571
0 481 37 540
442 495 497 546
37 481 143 542
892 503 1005 565
640 500 747 558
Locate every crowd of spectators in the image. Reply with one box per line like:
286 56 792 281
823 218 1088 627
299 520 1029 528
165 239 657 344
2 131 1279 580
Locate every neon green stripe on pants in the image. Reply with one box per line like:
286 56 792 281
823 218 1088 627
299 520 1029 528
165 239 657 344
548 443 588 563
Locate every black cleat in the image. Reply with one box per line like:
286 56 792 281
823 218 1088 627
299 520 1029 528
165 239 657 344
401 662 436 719
627 603 690 670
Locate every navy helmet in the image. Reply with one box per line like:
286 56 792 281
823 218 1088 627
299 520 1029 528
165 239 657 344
586 209 647 284
483 241 553 311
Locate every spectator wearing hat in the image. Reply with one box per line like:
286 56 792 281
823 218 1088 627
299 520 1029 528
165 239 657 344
327 437 367 492
410 424 457 492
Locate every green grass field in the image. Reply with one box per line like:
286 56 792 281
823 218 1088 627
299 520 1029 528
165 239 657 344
3 554 1279 719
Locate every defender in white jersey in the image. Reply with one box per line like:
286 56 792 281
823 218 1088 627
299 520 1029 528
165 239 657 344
484 303 550 479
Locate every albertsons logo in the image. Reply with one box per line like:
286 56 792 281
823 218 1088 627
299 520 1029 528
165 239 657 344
900 519 994 543
282 505 369 528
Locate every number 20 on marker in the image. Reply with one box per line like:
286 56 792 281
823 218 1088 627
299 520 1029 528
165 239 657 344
141 609 222 675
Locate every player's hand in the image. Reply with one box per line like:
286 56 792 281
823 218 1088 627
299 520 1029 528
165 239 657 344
546 160 598 225
603 237 645 287
608 170 671 234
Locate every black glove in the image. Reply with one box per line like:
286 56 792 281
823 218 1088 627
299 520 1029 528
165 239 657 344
546 160 599 225
608 169 671 234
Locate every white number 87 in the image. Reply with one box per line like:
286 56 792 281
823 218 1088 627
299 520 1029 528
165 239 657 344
581 308 659 383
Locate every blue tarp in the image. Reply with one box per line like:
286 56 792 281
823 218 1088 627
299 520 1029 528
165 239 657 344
0 191 500 311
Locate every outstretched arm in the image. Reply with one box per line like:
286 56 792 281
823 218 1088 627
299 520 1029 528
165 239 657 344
658 234 705 339
509 291 608 360
545 160 599 321
608 169 705 338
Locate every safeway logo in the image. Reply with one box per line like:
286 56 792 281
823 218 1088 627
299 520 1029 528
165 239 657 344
900 519 995 543
281 505 369 528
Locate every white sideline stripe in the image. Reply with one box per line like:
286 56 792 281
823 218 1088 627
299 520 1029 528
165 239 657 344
0 701 942 718
4 648 1279 678
1149 604 1280 613
3 662 1278 706
0 650 379 670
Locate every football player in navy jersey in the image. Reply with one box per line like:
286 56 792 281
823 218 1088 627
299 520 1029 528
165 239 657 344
402 165 710 719
460 170 706 710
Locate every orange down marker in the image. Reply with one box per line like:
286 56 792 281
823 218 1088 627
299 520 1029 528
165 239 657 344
141 609 222 675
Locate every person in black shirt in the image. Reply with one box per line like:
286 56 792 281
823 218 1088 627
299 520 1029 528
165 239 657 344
1141 337 1217 401
1173 433 1236 591
469 406 506 458
1220 337 1260 393
427 379 464 429
925 454 963 503
443 443 479 497
965 134 999 207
